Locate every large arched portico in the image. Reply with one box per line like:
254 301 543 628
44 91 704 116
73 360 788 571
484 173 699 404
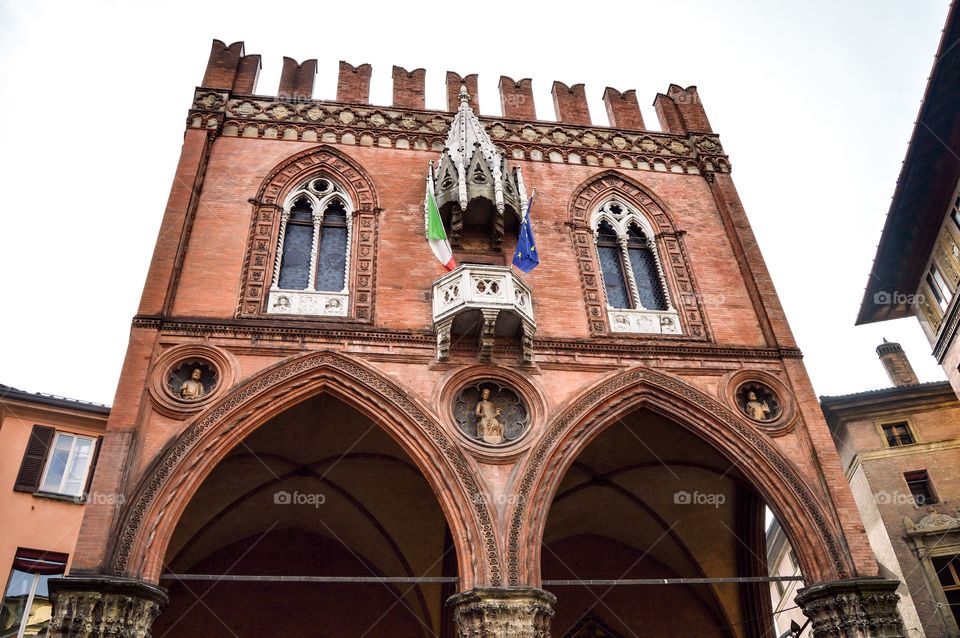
107 351 499 591
507 366 853 589
152 392 458 636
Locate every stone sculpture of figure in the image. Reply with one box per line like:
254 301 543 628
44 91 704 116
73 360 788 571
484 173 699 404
475 388 504 444
744 390 771 421
179 368 205 401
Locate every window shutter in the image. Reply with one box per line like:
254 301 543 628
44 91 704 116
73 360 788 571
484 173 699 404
83 436 104 498
14 425 55 493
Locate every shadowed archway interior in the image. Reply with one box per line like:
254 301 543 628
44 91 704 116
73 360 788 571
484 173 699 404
543 409 778 638
152 394 457 637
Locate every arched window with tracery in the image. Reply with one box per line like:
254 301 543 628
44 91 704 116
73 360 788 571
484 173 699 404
591 200 681 334
268 176 352 316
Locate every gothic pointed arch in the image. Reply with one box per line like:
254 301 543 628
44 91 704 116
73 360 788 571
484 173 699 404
238 145 380 322
505 366 853 587
569 170 710 339
108 350 500 588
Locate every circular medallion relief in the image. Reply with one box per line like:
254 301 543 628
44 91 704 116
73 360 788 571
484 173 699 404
736 382 781 423
148 345 237 418
453 382 529 446
167 360 219 403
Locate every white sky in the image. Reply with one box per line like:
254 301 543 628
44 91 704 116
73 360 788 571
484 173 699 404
0 0 951 405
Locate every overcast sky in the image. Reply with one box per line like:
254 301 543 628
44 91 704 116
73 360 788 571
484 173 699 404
0 0 951 405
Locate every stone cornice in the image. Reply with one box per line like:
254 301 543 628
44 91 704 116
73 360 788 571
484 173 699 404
0 385 111 418
188 89 730 175
844 438 960 480
133 315 800 362
821 381 958 426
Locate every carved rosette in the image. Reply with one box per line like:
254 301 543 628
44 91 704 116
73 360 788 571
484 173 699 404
48 576 168 638
448 587 556 638
795 578 905 638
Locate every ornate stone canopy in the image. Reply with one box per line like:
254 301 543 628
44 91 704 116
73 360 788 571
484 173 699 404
429 86 527 249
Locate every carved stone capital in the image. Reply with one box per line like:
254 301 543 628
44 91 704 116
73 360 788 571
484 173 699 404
49 576 168 638
448 587 556 637
795 578 905 638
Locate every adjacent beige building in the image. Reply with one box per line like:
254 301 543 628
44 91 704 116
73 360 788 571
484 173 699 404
821 343 960 637
0 385 108 638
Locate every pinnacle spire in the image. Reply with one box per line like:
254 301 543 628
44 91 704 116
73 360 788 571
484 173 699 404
425 84 529 250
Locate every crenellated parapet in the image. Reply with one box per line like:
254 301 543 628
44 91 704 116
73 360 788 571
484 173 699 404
188 39 731 176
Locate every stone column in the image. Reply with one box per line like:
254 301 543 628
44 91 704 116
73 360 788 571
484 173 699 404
448 587 556 637
795 578 905 638
48 576 168 638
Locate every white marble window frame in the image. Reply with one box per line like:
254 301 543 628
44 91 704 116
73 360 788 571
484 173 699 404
268 176 353 317
590 198 681 335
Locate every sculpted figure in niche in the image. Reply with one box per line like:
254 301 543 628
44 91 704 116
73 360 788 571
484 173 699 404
475 388 504 444
180 368 205 401
744 390 771 421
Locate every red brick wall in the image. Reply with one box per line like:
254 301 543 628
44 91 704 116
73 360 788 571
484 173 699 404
68 66 882 597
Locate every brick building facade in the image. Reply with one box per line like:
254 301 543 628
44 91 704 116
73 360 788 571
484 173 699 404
822 343 960 637
45 40 908 637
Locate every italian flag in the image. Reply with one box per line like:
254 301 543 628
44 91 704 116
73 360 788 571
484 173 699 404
425 174 457 271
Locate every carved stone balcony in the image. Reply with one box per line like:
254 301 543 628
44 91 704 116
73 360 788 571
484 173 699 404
432 265 536 363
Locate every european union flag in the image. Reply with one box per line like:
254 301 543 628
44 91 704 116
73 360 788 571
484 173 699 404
512 192 539 273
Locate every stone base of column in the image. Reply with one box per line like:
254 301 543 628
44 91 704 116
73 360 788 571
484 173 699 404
447 587 556 637
795 577 905 638
48 576 168 638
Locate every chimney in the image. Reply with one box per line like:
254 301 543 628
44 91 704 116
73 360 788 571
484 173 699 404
876 340 919 387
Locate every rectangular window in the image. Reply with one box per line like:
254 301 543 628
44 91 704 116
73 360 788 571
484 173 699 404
951 195 960 233
11 425 101 499
38 432 96 498
904 470 937 506
932 555 960 628
882 422 915 447
927 265 953 312
0 549 67 638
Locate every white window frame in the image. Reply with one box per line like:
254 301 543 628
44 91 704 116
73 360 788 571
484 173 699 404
927 264 953 312
590 199 681 335
3 564 64 638
267 176 353 317
38 432 96 498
